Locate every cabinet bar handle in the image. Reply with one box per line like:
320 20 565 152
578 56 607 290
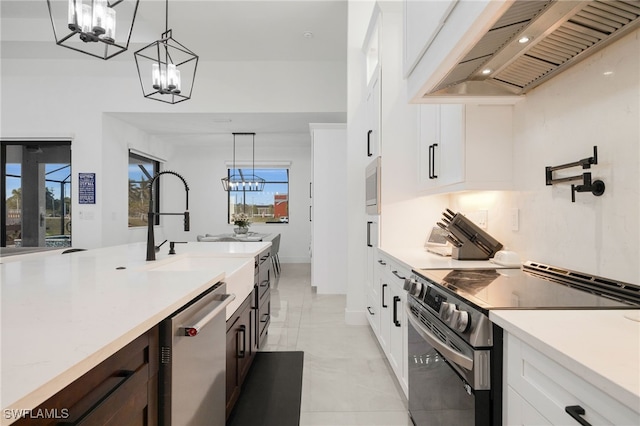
377 259 386 265
565 405 592 426
382 284 388 308
309 205 312 222
184 293 236 337
393 296 401 327
429 143 438 179
367 130 373 157
429 145 433 179
392 270 406 280
237 325 246 358
367 221 373 247
367 306 374 315
58 370 135 424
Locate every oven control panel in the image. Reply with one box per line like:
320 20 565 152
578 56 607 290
408 274 493 348
424 288 446 313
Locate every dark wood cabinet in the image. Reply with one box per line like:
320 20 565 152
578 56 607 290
225 292 254 420
13 326 159 426
225 246 272 419
255 247 271 349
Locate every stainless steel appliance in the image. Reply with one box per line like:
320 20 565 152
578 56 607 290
404 262 640 426
365 157 381 215
159 282 235 425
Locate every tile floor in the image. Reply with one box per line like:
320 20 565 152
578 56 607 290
261 263 411 426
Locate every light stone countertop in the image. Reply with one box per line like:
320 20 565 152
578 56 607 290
490 309 640 414
379 247 517 271
0 241 269 423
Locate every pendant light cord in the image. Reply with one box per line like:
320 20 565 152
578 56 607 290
165 0 169 34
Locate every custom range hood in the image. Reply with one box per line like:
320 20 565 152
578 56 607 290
427 0 640 99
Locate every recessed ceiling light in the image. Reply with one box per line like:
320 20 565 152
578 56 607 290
603 71 614 76
481 68 492 75
303 31 314 39
518 36 531 44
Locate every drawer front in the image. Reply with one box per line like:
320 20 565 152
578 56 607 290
257 289 270 348
506 334 639 425
12 327 159 426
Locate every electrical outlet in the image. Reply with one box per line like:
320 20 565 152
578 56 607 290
477 210 488 229
466 210 488 229
510 208 519 231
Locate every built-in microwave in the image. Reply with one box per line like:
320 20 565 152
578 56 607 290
365 157 381 215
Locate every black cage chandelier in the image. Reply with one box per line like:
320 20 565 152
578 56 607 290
47 0 140 59
133 0 199 104
221 133 266 192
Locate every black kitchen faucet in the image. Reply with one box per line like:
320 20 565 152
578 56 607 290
146 171 190 261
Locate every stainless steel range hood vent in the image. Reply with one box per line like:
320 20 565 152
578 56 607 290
429 0 640 98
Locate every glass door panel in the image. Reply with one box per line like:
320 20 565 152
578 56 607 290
2 142 71 248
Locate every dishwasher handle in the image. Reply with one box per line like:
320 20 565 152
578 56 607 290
184 293 236 337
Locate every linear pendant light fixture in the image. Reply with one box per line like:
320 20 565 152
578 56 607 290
221 133 266 192
133 0 199 104
47 0 140 60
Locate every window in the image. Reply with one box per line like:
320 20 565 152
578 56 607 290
128 152 159 227
2 141 72 247
228 168 289 224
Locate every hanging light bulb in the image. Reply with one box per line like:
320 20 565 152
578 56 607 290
67 0 81 31
102 7 116 43
92 0 107 35
167 64 178 90
50 0 139 59
152 63 161 90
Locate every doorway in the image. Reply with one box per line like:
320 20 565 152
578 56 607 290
1 141 72 248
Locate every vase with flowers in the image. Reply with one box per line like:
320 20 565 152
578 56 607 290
232 212 251 234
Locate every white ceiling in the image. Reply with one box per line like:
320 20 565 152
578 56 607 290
1 0 348 141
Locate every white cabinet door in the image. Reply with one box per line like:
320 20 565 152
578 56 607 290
383 257 410 397
506 386 553 425
418 104 464 190
365 68 381 159
505 333 640 426
379 270 391 351
403 0 457 75
417 104 512 194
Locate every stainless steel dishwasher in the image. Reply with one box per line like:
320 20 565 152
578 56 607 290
159 282 235 426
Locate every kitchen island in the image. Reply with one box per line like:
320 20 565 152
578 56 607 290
0 241 269 426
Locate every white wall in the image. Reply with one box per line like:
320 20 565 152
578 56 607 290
1 56 346 250
154 133 312 263
445 30 640 284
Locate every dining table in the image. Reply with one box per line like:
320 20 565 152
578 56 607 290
205 232 272 242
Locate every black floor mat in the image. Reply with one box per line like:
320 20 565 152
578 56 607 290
227 351 304 426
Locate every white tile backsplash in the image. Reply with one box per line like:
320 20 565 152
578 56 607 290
445 30 640 284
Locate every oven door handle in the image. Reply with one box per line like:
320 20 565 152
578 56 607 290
406 305 473 371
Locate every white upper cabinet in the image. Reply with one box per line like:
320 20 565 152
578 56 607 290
417 104 513 194
403 0 457 77
363 9 382 159
365 68 381 159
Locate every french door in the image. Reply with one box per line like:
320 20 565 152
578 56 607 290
1 141 72 248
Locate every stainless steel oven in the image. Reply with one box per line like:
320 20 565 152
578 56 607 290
405 283 499 426
404 262 640 426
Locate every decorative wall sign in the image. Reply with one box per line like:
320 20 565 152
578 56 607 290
79 173 96 204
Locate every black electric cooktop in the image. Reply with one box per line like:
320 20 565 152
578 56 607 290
414 262 640 311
